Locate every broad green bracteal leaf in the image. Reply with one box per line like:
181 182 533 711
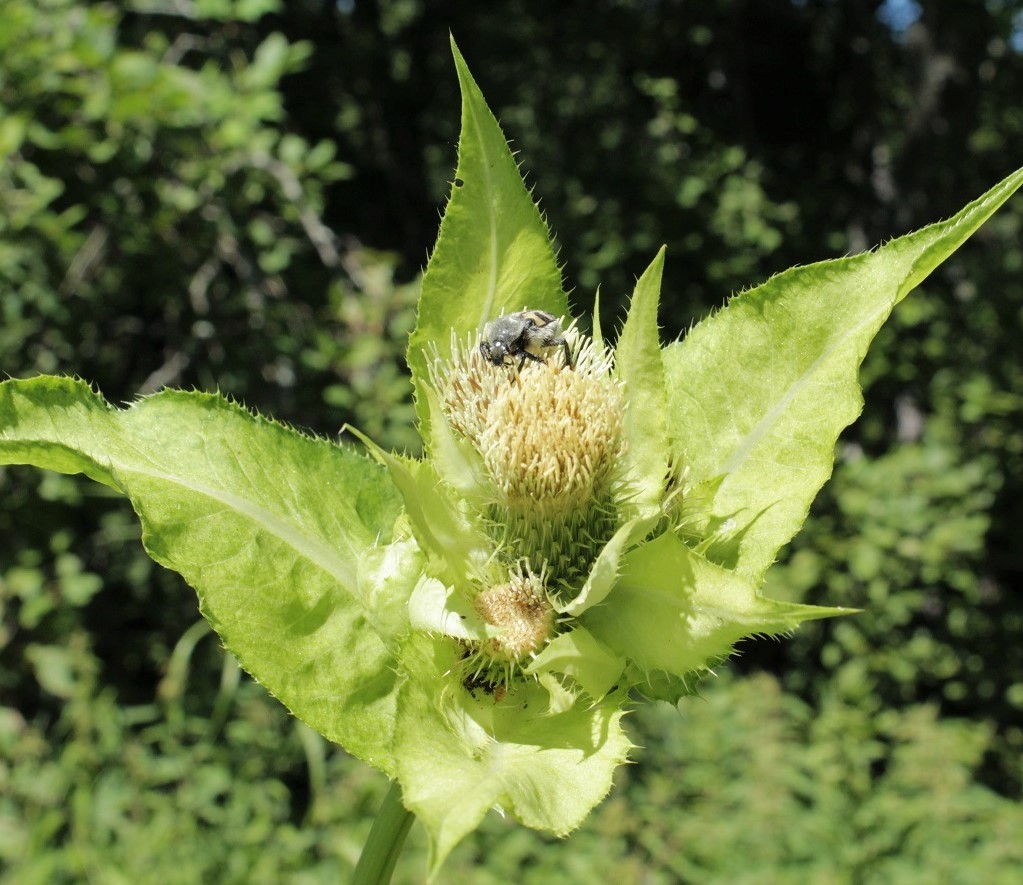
584 531 851 694
406 37 568 439
422 382 492 507
0 375 405 772
614 246 669 516
407 574 486 641
664 167 1023 582
525 626 626 702
356 534 425 649
348 425 493 589
561 512 660 616
393 634 632 877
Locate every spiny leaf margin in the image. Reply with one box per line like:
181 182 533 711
0 374 406 772
663 165 1023 582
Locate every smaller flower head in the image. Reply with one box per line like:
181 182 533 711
474 563 555 663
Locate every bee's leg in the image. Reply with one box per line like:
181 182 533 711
547 337 573 369
559 339 574 369
513 349 546 376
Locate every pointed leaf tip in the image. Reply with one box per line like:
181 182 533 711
663 167 1023 582
615 247 669 515
407 44 566 440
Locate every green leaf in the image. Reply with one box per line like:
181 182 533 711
422 382 492 507
393 634 632 876
407 573 487 641
356 534 426 649
347 425 494 590
583 531 850 689
614 246 669 515
561 512 661 617
0 375 406 773
407 37 568 439
591 286 605 350
525 626 626 702
664 166 1023 581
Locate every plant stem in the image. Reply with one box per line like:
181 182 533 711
352 780 414 885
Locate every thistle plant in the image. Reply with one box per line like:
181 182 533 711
2 40 1022 881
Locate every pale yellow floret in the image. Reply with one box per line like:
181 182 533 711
436 327 624 517
479 364 622 514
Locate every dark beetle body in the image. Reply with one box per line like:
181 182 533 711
480 310 572 369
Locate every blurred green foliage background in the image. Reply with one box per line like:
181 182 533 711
2 0 1023 880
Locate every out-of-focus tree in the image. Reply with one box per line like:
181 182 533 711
0 0 419 437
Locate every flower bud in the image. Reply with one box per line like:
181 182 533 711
474 565 555 663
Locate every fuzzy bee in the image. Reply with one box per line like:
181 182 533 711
480 309 573 370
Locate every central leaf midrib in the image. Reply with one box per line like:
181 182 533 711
120 461 359 594
464 97 500 331
721 299 889 475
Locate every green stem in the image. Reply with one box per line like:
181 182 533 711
352 780 415 885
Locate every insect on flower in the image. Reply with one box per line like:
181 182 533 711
480 309 573 370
